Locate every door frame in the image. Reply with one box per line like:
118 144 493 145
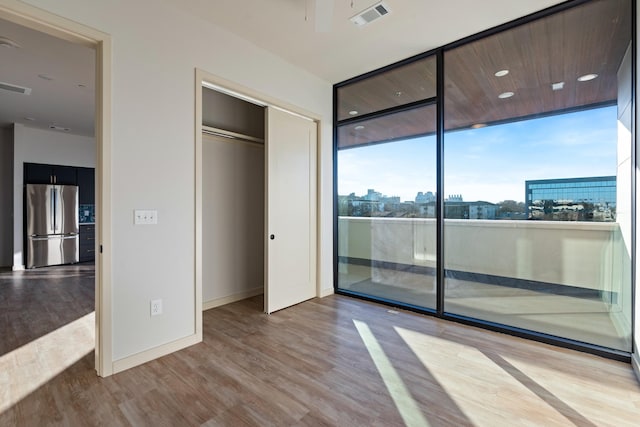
0 0 113 376
195 68 322 321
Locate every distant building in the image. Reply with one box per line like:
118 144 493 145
364 189 381 201
339 189 404 216
445 201 497 219
525 176 616 221
415 191 436 203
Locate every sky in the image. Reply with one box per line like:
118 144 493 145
338 106 622 204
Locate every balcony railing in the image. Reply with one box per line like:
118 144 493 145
338 216 632 351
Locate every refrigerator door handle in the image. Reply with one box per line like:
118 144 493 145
30 235 59 241
50 187 56 233
54 187 59 233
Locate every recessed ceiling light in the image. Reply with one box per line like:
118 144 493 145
78 84 87 88
494 70 509 77
577 73 598 82
498 91 514 99
551 82 565 91
395 91 403 96
0 36 20 49
348 110 358 116
355 125 365 130
24 117 36 121
37 74 54 81
471 123 487 129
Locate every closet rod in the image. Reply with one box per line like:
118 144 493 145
202 125 264 144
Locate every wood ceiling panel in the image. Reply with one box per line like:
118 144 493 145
337 0 631 148
337 57 437 121
444 0 629 130
338 105 436 149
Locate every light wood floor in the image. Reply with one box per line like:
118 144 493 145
1 268 640 426
0 263 94 358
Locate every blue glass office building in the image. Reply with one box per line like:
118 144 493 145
525 176 616 221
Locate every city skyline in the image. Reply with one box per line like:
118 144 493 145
338 105 618 203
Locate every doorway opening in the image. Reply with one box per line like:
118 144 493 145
201 87 266 311
0 3 112 379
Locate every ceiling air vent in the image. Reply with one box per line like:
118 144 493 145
0 81 32 95
350 1 390 27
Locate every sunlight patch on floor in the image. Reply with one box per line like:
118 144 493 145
394 326 574 426
492 351 640 426
0 312 94 413
353 319 430 427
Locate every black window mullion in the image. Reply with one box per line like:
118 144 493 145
336 97 437 127
436 49 445 316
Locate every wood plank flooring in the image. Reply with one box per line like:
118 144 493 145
0 263 94 357
2 269 640 426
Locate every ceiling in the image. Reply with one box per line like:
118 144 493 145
0 0 582 138
0 17 95 137
171 0 566 83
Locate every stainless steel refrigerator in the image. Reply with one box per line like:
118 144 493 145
26 184 79 268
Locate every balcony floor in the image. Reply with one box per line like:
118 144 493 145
339 263 630 351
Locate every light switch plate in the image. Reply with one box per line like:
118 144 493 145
134 209 158 225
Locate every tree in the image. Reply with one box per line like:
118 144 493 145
497 200 525 215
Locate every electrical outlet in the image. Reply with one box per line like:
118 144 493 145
134 209 158 225
151 299 162 316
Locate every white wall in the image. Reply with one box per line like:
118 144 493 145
12 124 96 270
0 126 13 267
18 0 333 362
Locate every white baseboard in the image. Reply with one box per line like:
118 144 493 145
112 333 200 374
12 265 25 271
203 287 263 311
632 351 640 384
319 287 334 298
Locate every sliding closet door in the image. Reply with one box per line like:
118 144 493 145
265 107 317 313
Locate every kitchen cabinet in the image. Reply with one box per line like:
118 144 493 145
24 163 77 185
79 224 95 262
77 167 95 205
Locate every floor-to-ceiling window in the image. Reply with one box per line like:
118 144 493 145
335 0 633 356
336 56 438 310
